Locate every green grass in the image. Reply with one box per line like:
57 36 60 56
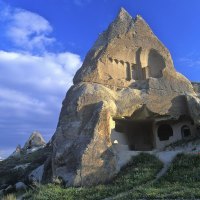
6 152 200 199
24 153 200 199
24 153 163 200
125 153 200 199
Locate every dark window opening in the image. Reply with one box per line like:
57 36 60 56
115 123 124 132
114 119 154 151
181 125 191 138
157 124 173 141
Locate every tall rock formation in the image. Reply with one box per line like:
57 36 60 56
51 8 200 186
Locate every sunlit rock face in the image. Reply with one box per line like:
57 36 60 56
51 8 200 187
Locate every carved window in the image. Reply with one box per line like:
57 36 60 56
181 125 191 138
157 124 173 141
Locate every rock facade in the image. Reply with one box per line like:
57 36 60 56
51 8 200 186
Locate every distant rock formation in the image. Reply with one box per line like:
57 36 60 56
51 8 200 186
10 144 22 158
0 131 50 196
23 131 46 151
9 131 46 158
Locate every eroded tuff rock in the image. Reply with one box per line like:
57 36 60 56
51 8 200 186
23 131 46 150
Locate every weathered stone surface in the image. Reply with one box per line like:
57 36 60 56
0 184 8 190
29 164 44 183
192 82 200 97
73 8 193 94
0 189 4 196
186 94 200 124
23 131 46 150
5 185 15 193
9 144 22 158
15 182 27 191
51 8 200 186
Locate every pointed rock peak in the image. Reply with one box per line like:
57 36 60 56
134 15 151 27
117 7 132 21
23 130 46 149
134 15 147 23
134 14 153 33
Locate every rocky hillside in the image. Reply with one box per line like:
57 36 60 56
0 131 51 197
2 137 200 199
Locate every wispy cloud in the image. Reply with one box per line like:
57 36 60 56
0 50 82 124
179 52 200 68
0 148 15 159
0 3 55 52
0 51 81 93
0 1 83 155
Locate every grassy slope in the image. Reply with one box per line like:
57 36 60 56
7 152 200 199
125 153 200 199
24 153 163 200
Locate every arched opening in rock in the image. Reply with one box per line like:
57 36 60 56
157 124 173 141
181 125 191 138
148 49 166 78
111 118 154 151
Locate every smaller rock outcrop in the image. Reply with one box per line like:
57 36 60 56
15 182 27 191
0 131 50 194
10 144 22 158
9 131 46 158
29 164 44 184
23 131 46 151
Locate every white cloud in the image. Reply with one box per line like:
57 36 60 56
179 57 200 68
1 5 55 52
0 1 83 155
0 50 82 155
0 87 49 116
179 52 200 68
0 50 82 115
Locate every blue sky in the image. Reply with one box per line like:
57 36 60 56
0 0 200 158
